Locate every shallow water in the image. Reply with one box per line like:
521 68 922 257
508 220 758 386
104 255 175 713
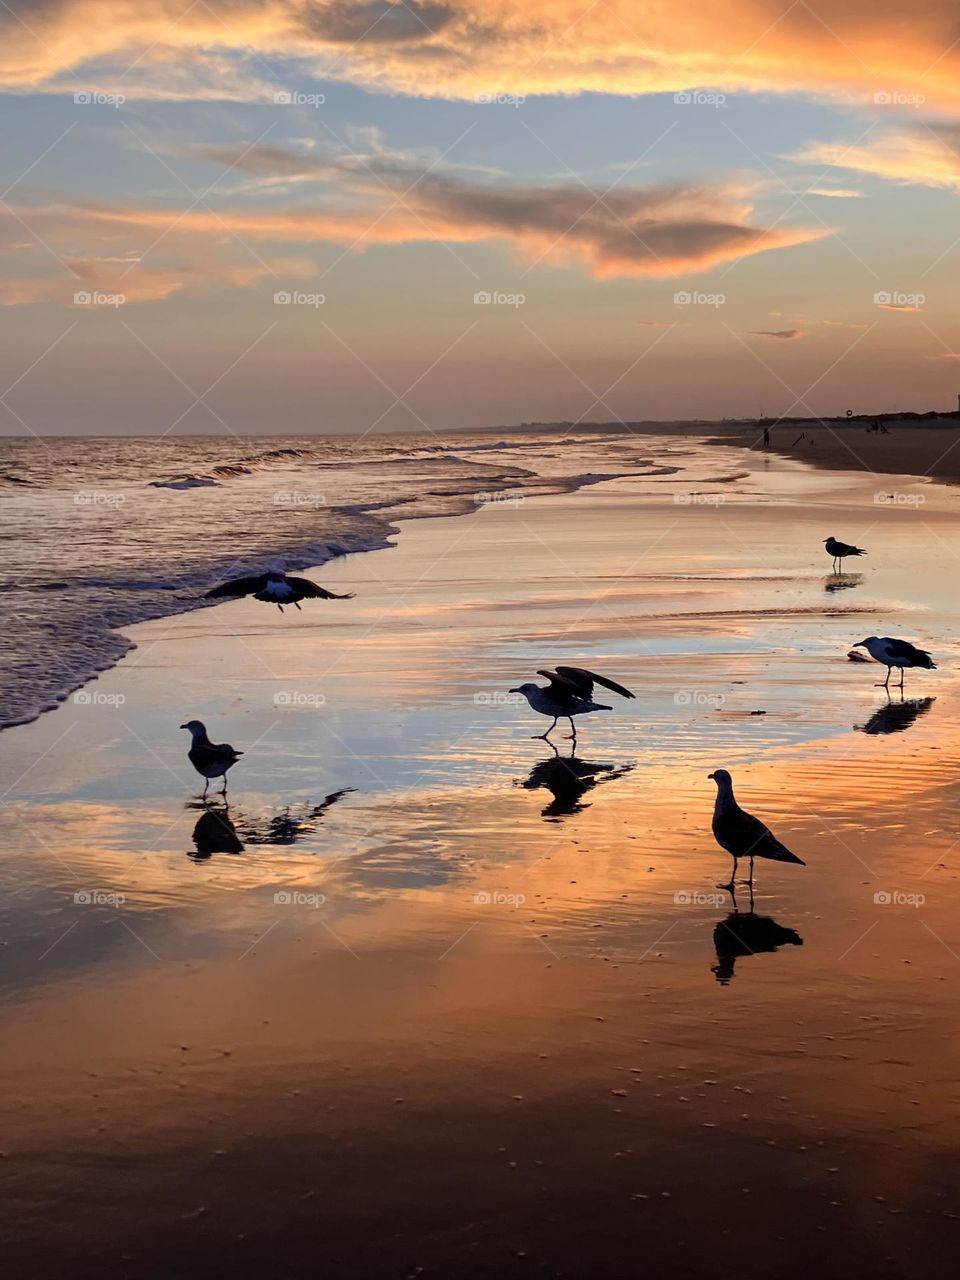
1 445 959 1276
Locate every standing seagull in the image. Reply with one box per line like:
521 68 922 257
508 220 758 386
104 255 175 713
823 536 867 573
204 571 354 613
180 720 243 797
509 666 635 741
708 769 805 889
852 636 936 690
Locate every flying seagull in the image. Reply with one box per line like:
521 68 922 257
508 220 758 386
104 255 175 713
708 769 805 889
509 666 635 740
823 536 866 573
852 636 936 690
204 571 354 613
180 720 243 797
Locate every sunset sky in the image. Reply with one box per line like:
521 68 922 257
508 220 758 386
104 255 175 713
2 0 960 434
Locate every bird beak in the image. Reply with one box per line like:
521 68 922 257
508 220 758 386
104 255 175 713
179 723 187 729
853 641 866 648
707 771 716 780
508 687 520 694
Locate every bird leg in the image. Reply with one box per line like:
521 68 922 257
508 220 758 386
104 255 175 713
294 602 302 611
899 667 905 691
202 778 209 799
563 716 578 740
533 717 559 740
718 856 738 892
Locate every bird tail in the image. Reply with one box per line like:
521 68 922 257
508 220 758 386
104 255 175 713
778 850 805 865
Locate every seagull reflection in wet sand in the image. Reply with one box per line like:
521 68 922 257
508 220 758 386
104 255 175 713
823 572 863 594
188 790 353 860
520 743 633 819
712 909 804 984
856 695 935 736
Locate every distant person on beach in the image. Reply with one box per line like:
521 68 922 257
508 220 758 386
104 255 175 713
762 427 770 448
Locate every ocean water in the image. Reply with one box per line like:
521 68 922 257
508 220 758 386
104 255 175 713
0 427 735 729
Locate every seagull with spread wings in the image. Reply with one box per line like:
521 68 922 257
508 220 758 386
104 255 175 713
509 666 635 740
204 570 354 613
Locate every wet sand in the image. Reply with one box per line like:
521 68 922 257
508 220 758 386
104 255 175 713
2 440 960 1277
709 417 960 484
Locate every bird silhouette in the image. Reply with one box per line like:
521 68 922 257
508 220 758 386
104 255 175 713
852 635 936 691
204 571 354 613
823 536 866 573
509 666 635 741
708 768 805 888
180 719 243 797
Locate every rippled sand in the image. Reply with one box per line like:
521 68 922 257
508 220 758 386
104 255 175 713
2 443 959 1277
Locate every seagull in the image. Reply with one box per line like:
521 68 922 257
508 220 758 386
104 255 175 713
823 536 866 573
708 769 805 889
509 666 635 740
852 636 936 690
204 571 354 613
180 720 243 797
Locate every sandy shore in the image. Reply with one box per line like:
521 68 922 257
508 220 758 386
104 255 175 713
707 416 960 484
2 439 960 1277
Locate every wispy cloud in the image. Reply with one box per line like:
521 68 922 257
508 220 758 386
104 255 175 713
3 1 960 106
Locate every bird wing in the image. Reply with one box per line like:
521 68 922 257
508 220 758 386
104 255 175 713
884 638 934 666
285 576 355 600
555 666 636 700
714 805 789 859
203 574 266 599
535 669 590 705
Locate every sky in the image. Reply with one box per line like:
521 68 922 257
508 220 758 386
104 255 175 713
2 0 960 435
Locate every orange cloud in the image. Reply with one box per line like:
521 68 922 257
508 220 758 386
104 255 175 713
794 124 960 190
0 148 823 301
2 1 960 106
